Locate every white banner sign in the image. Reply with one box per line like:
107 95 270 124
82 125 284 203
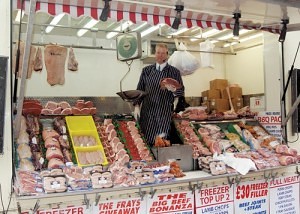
234 179 269 214
195 184 234 214
93 197 146 214
270 175 300 214
146 191 194 214
21 205 86 214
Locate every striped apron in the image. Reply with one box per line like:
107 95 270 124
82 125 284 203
134 63 184 147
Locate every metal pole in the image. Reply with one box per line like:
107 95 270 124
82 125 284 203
14 0 37 139
282 93 300 127
280 41 287 143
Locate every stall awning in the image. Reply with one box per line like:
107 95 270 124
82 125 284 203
14 0 280 34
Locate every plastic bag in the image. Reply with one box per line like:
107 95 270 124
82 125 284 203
168 42 200 76
199 39 215 68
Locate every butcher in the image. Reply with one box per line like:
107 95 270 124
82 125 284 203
133 43 185 147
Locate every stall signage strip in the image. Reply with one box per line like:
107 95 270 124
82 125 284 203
195 184 234 214
93 197 146 214
234 179 269 214
255 111 282 141
21 205 86 214
13 0 280 33
146 191 194 214
269 175 300 214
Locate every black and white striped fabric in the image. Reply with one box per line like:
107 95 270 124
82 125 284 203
134 63 184 147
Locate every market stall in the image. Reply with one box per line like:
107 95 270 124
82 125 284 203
9 1 300 214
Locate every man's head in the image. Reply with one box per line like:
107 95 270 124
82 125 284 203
155 43 168 64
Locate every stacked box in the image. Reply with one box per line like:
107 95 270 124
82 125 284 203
210 79 228 90
201 90 208 101
210 99 229 112
231 97 244 111
222 86 243 99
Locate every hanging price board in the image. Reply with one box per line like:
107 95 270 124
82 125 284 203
195 184 234 214
234 179 269 214
269 175 300 214
255 111 282 141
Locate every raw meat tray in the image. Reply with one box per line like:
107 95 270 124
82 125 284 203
65 116 108 167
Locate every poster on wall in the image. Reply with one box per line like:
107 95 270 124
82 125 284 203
255 111 282 141
21 205 87 214
269 174 300 214
234 179 269 214
195 184 234 214
94 197 146 214
146 191 194 214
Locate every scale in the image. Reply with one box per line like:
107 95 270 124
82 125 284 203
116 31 147 102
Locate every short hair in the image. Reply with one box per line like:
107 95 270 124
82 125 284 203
155 43 168 51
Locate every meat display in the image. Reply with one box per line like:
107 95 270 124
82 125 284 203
67 47 78 71
15 107 300 196
33 47 43 71
44 44 67 85
22 100 43 116
72 135 97 147
76 150 104 165
91 172 113 188
180 107 208 120
43 176 67 193
175 120 211 158
12 41 37 79
27 46 37 79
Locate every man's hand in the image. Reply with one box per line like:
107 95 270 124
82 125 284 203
165 85 176 92
134 105 140 121
173 97 179 111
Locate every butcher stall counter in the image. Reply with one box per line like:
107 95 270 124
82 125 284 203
14 102 300 213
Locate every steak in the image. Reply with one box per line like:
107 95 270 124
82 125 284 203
67 47 78 71
33 47 43 71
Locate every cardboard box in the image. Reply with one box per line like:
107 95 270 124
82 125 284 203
210 79 228 90
231 97 244 111
209 98 229 112
151 145 194 172
222 87 243 99
201 101 210 113
207 89 221 99
201 90 208 101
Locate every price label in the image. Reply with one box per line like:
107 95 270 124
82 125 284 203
234 180 269 214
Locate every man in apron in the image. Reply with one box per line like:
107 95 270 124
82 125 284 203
133 43 185 147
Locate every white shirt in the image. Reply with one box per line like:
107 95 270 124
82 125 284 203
156 62 167 71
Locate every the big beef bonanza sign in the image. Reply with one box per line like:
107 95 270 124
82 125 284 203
146 191 194 214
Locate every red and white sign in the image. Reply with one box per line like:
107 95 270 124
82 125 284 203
270 175 300 214
21 205 86 214
255 111 282 141
93 197 146 214
195 184 234 214
146 191 194 214
234 180 269 214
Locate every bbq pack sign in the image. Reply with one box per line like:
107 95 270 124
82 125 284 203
269 175 300 214
234 179 269 214
94 197 146 214
146 191 194 214
195 184 234 214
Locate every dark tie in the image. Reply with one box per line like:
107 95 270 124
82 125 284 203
158 66 160 71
